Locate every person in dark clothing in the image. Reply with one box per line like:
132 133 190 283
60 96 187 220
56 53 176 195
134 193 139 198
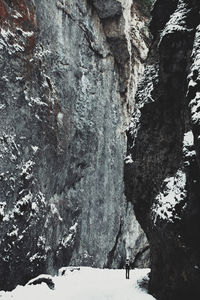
125 258 130 279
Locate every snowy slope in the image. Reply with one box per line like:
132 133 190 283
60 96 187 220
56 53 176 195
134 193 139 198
0 267 156 300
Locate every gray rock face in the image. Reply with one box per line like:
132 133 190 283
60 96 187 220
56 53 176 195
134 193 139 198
0 0 151 290
89 0 122 19
125 0 200 299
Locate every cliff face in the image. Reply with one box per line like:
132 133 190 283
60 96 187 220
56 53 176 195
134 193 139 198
0 0 151 290
125 0 200 299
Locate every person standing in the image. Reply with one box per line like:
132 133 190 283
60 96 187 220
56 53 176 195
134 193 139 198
125 258 130 279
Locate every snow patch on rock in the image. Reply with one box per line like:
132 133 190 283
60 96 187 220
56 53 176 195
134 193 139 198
120 0 150 120
21 160 35 180
151 130 195 224
62 223 78 247
183 131 196 159
152 170 187 224
128 64 158 148
188 25 200 125
0 202 6 219
0 27 27 54
125 154 134 164
189 92 200 124
160 0 192 42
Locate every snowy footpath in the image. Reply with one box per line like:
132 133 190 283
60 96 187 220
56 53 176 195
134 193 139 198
0 267 156 300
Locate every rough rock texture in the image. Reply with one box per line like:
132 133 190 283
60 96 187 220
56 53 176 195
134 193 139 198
0 0 151 291
125 0 200 299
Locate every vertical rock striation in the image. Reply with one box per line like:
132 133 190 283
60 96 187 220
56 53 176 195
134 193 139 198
0 0 151 291
125 0 200 299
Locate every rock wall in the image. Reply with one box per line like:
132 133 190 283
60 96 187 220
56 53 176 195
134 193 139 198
0 0 151 290
125 0 200 299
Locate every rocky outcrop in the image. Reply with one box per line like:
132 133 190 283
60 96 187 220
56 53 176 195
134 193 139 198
89 0 122 19
125 0 200 299
0 0 151 291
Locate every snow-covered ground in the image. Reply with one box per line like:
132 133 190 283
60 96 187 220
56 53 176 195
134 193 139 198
0 267 156 300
